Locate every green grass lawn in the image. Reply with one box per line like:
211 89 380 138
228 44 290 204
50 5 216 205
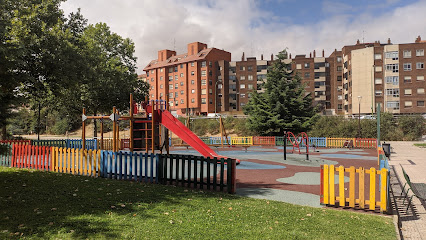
414 143 426 148
0 167 396 239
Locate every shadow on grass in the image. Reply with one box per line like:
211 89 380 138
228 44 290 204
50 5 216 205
0 167 236 239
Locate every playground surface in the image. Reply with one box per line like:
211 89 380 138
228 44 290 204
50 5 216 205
169 146 378 208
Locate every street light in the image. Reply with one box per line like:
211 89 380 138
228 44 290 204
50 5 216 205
358 95 362 138
215 81 222 115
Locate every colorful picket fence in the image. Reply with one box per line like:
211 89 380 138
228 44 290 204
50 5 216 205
320 164 389 212
253 136 275 146
51 147 101 177
32 139 67 148
231 137 253 145
158 154 236 194
355 138 377 149
0 140 31 145
12 145 51 170
101 151 158 183
326 138 356 148
4 144 236 194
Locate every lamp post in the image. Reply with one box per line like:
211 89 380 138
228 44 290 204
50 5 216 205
358 95 362 138
215 81 222 115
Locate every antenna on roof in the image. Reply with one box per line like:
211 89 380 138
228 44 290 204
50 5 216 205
362 30 365 44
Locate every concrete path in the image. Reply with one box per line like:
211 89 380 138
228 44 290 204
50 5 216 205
388 141 426 240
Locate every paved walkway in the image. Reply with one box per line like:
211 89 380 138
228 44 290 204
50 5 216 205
388 141 426 240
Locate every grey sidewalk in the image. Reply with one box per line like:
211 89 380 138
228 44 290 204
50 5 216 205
388 141 426 240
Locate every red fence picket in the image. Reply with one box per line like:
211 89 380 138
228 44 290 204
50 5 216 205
12 144 51 170
355 138 377 149
253 136 275 146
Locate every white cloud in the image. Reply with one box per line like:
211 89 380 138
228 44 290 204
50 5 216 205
60 0 426 74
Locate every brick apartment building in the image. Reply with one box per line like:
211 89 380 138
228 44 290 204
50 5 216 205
143 38 426 117
143 42 231 115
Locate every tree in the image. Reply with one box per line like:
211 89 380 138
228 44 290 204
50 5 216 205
244 49 318 136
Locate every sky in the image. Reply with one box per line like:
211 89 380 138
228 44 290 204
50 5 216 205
60 0 426 74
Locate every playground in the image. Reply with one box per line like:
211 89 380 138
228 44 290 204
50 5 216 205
169 145 379 208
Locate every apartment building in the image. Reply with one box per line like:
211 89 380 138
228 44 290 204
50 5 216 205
142 37 425 117
143 42 231 116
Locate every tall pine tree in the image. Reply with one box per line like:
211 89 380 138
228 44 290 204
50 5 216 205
244 49 318 136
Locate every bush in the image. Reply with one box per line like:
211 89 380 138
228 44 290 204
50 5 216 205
50 118 72 135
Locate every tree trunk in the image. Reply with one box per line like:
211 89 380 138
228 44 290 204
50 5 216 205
1 126 6 140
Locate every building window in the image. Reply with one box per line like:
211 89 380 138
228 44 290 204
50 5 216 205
218 84 222 89
180 99 184 104
375 78 382 84
191 62 195 67
240 93 246 98
404 89 412 96
416 62 424 69
174 66 178 72
386 101 400 110
175 75 178 80
160 84 163 89
169 67 173 73
337 104 342 110
169 84 173 90
191 80 195 85
191 98 195 103
151 78 154 82
337 66 342 71
191 89 195 93
180 90 184 95
296 64 302 70
240 76 245 80
304 63 310 68
180 73 184 77
404 101 412 108
304 72 310 79
151 94 154 98
385 51 398 60
374 53 382 60
337 76 342 81
417 76 425 81
248 66 253 71
248 75 253 80
416 49 424 56
201 98 206 104
337 56 342 62
160 93 163 97
175 92 178 98
248 84 253 90
403 63 412 71
201 70 206 76
375 90 382 96
240 84 246 89
386 76 399 85
240 66 245 71
201 79 206 85
418 101 425 107
173 83 177 89
201 61 206 67
180 82 184 86
375 66 382 72
169 93 173 98
151 86 154 90
386 88 399 97
159 76 163 81
385 64 399 72
403 50 411 58
180 64 184 69
169 76 173 81
404 76 412 83
191 71 195 76
201 89 206 95
209 89 212 94
151 70 154 74
417 88 425 94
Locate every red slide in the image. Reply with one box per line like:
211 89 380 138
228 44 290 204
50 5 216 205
159 110 240 164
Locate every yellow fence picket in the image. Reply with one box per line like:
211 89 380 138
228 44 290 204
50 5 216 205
323 165 329 204
329 165 335 205
321 164 388 213
369 167 376 210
